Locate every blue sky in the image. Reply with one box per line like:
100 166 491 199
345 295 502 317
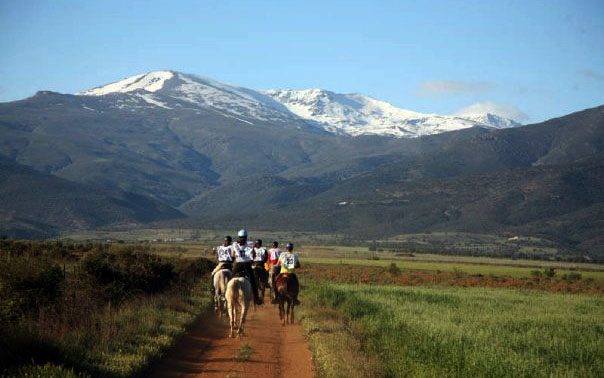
1 0 602 122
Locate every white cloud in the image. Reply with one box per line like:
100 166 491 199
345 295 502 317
454 101 529 122
417 80 494 96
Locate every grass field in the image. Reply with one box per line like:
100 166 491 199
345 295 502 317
300 280 604 378
301 256 604 282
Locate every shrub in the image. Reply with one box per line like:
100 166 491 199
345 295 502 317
0 257 64 320
543 268 556 278
530 270 543 278
387 263 401 276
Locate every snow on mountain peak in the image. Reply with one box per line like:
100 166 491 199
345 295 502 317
75 71 521 137
457 113 522 129
262 88 502 137
77 71 174 96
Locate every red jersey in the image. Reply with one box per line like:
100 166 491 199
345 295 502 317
268 247 282 265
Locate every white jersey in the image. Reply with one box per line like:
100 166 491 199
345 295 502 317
232 241 254 262
216 245 233 262
253 247 267 262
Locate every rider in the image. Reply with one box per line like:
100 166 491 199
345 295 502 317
268 241 282 289
232 229 263 305
252 239 268 268
274 242 300 305
252 239 268 294
210 235 233 293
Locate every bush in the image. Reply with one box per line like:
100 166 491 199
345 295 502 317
530 270 543 278
543 268 556 278
81 249 177 302
387 263 401 276
0 257 64 320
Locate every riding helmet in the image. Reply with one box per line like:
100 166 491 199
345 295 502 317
238 229 248 237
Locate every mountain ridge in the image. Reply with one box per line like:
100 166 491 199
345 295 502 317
0 71 602 259
73 70 521 138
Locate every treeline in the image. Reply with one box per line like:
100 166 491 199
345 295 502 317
366 241 601 263
0 240 213 377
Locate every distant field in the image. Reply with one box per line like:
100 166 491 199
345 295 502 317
301 256 604 282
299 245 603 270
300 281 604 377
59 229 586 263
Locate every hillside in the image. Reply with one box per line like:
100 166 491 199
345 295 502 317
0 70 602 258
0 158 182 238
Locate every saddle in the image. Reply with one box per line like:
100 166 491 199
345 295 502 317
234 270 250 280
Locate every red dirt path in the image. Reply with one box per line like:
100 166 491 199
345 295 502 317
150 304 315 378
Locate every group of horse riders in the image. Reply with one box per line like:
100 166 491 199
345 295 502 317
210 228 300 307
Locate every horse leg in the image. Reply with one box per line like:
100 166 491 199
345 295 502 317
228 301 235 338
286 299 291 324
238 301 248 338
290 300 295 324
279 299 286 326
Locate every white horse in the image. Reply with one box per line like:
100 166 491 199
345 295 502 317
225 277 253 338
213 269 233 319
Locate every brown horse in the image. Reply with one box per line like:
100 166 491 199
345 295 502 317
252 263 269 300
275 273 300 326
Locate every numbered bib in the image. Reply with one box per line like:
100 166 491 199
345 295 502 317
284 255 296 269
254 248 265 262
218 246 232 261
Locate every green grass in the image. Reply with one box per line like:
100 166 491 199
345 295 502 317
302 257 604 282
234 344 255 362
301 281 604 378
299 304 383 378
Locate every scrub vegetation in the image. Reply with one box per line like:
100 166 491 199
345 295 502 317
0 240 213 377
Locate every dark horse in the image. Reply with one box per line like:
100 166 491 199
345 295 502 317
252 263 269 301
275 273 300 326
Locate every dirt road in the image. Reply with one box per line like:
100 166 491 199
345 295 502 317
151 303 316 378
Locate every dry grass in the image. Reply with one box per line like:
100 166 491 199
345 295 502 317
299 302 383 378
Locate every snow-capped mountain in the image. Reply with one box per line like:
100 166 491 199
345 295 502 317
263 89 521 137
77 70 308 128
76 71 521 138
456 113 522 129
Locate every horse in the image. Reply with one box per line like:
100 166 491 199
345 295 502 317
275 273 300 326
252 263 269 301
213 269 232 319
225 276 253 338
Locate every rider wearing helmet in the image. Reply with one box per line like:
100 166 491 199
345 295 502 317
274 242 301 305
210 235 233 293
231 229 263 305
